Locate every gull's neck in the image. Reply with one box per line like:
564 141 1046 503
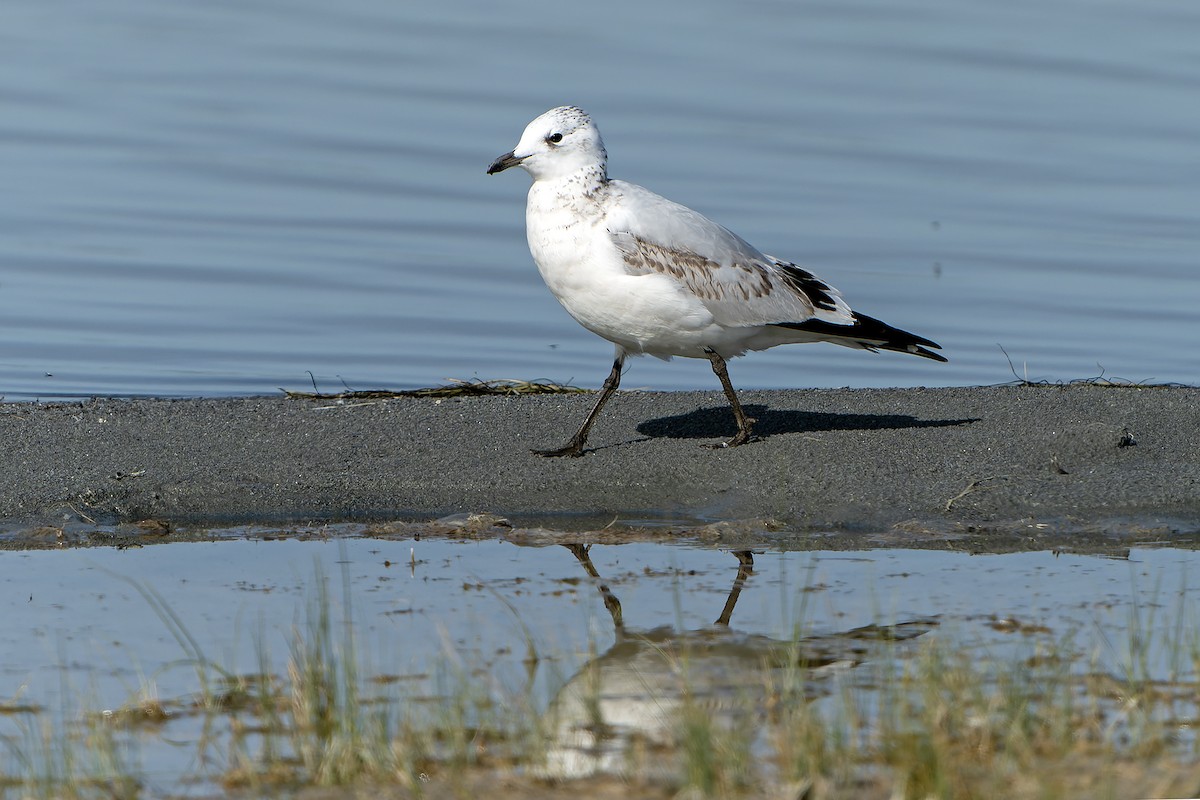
535 163 608 198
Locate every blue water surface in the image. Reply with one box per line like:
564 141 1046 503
1 0 1197 400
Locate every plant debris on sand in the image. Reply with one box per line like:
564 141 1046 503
282 377 589 401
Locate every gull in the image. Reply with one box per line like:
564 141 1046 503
487 105 945 457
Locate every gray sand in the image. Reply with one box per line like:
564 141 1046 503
2 385 1198 547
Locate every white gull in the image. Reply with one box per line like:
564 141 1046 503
487 105 945 457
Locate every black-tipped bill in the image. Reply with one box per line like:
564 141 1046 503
487 151 525 174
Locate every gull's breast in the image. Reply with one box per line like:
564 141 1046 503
525 186 721 357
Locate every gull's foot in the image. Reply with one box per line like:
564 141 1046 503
703 435 759 449
703 419 758 449
531 440 588 458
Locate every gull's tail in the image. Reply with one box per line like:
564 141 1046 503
775 313 947 362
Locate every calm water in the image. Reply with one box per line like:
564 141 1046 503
2 0 1197 400
2 536 1197 792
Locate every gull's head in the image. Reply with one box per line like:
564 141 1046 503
487 106 607 181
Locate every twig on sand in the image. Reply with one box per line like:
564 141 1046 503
67 502 97 525
945 476 1003 512
998 344 1180 388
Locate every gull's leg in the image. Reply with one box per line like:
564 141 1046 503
714 550 755 626
703 348 757 448
562 543 625 636
532 355 624 457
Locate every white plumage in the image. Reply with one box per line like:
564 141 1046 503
488 105 944 456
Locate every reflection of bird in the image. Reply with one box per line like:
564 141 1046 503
539 545 936 780
488 106 945 456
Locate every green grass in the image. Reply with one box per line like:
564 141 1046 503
2 678 140 800
3 553 1200 799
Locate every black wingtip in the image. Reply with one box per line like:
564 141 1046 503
775 312 947 362
906 344 948 363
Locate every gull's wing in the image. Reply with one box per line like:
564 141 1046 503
604 179 855 328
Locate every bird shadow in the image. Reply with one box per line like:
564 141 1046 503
637 404 979 441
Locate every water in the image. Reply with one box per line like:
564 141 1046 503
2 0 1197 401
1 534 1197 793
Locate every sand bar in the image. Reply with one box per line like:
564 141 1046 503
2 386 1198 549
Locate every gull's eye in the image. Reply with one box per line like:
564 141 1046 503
546 132 563 144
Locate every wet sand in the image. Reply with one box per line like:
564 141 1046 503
1 386 1198 547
